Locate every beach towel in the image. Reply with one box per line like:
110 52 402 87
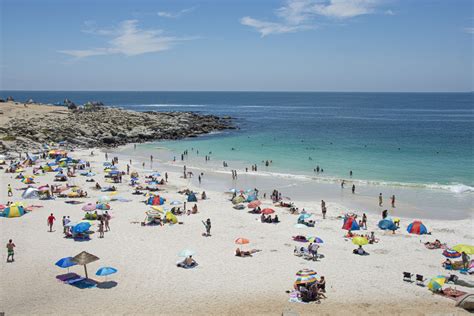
56 272 81 283
438 288 467 300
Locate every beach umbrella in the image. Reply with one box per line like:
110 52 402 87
352 236 369 246
72 222 91 234
307 236 324 243
151 172 161 177
294 269 318 285
55 257 77 269
235 238 250 245
428 276 446 292
296 269 317 277
298 213 312 221
178 249 195 257
170 200 182 205
71 251 99 279
103 162 112 167
95 266 117 277
247 200 261 209
443 249 462 258
261 208 275 215
82 203 96 211
407 220 428 235
452 244 474 255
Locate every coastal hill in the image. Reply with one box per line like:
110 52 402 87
0 101 233 153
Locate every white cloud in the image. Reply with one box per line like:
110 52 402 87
242 0 385 36
59 20 193 58
240 16 309 37
464 27 474 34
384 9 395 16
158 6 196 18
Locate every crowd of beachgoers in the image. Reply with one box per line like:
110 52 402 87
1 145 473 315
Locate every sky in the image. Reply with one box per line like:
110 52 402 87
0 0 472 92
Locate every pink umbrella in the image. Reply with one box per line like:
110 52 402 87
248 201 261 209
82 203 96 211
261 208 275 215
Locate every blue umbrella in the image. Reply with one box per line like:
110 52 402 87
96 266 118 276
151 172 161 177
72 222 91 234
103 162 112 167
55 257 77 268
378 219 397 230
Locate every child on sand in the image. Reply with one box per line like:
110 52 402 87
6 239 16 262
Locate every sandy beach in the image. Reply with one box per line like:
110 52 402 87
1 146 472 315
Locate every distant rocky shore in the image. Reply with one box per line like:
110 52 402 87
0 101 234 154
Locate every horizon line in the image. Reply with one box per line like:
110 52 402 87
1 89 473 94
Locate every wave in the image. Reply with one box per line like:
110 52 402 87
157 157 474 194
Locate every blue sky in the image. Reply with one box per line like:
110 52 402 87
0 0 472 91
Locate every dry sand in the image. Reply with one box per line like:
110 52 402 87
0 148 472 315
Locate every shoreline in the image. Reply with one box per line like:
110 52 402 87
111 143 474 221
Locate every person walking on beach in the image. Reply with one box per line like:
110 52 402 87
378 193 383 207
352 184 355 194
104 211 111 231
321 200 326 219
391 195 396 208
98 220 105 238
198 175 201 184
7 184 13 197
47 213 56 232
165 172 168 182
202 218 211 236
341 180 345 188
105 152 108 160
6 239 16 262
362 213 367 229
150 155 153 163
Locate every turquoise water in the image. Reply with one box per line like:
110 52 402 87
2 91 473 192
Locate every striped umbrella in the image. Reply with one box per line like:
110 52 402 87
428 276 446 291
307 236 324 243
296 269 317 277
443 249 461 258
295 269 318 285
407 220 428 235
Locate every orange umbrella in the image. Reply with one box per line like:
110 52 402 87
235 238 250 245
248 201 261 208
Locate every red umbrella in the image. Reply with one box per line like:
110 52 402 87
248 201 261 208
261 208 275 215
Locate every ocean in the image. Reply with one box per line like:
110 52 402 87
2 91 473 194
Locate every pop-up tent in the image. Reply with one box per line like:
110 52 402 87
187 192 197 202
22 187 39 199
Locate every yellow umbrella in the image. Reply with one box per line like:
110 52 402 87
151 206 165 213
452 244 474 255
428 276 446 291
352 236 368 246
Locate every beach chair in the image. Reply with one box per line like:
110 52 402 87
403 272 413 282
416 274 426 286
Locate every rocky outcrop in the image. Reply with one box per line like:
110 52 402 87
0 104 234 153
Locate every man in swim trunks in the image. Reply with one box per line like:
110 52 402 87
6 239 15 262
47 213 56 232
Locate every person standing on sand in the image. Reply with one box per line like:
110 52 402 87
391 195 396 208
104 211 111 231
202 218 211 236
6 239 16 262
321 200 326 219
379 193 383 207
362 213 367 229
150 155 153 162
47 213 56 232
198 175 201 184
352 184 355 194
165 172 168 182
98 220 105 238
341 180 345 188
462 252 470 269
7 184 13 197
105 152 108 160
